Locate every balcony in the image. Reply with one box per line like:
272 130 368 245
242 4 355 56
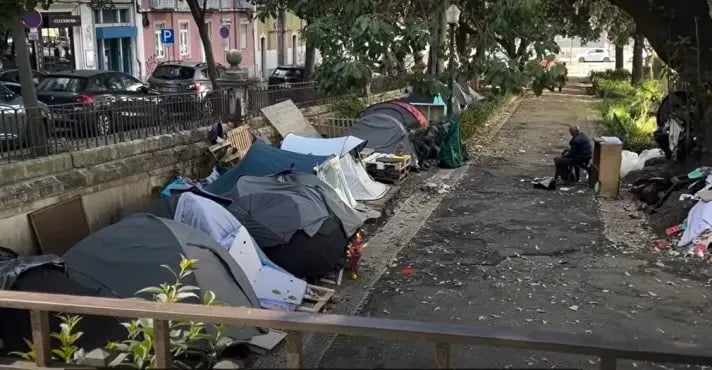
149 0 176 9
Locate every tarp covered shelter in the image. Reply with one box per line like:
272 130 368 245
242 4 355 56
280 134 389 201
347 113 418 167
173 192 308 309
225 173 362 279
0 256 126 355
63 213 265 341
358 100 429 129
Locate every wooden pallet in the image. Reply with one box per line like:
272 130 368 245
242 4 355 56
296 284 335 313
208 125 254 165
366 155 411 184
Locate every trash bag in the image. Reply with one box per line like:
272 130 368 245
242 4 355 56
0 247 17 262
439 120 464 168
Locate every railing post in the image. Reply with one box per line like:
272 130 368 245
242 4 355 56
153 319 171 368
600 356 616 370
285 330 303 369
434 342 450 369
29 310 51 367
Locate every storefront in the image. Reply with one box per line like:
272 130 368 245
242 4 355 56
94 6 141 76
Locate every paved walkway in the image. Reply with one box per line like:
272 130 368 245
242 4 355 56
317 84 712 369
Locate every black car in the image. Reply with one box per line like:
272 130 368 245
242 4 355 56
267 65 306 87
36 70 161 137
0 69 47 86
148 61 226 94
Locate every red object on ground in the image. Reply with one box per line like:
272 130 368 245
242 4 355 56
653 240 669 251
694 243 708 258
346 232 365 278
665 225 682 236
401 267 413 275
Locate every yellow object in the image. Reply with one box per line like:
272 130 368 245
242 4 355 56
350 273 358 280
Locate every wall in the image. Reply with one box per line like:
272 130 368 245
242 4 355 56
141 10 256 78
0 130 209 256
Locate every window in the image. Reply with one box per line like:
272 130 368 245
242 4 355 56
118 9 129 23
152 65 196 80
121 75 145 91
37 77 88 93
179 22 189 56
154 23 165 58
239 22 248 50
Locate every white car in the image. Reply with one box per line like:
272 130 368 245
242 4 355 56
576 48 612 63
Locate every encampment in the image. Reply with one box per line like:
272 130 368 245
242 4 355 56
280 133 390 201
358 100 429 129
0 255 126 355
347 113 419 167
62 213 266 341
225 172 363 279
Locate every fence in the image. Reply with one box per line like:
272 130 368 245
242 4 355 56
312 117 356 138
0 90 231 164
0 290 711 369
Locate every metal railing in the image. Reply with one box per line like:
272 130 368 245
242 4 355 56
0 290 711 369
0 90 231 164
245 81 327 117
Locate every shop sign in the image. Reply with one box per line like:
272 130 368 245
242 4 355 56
48 15 82 27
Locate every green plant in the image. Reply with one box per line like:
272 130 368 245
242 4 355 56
10 314 84 364
9 339 36 362
106 256 233 369
331 97 367 118
459 95 509 140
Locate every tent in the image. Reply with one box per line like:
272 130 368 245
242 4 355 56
281 134 389 201
62 213 265 341
0 256 126 355
206 141 359 210
173 192 308 310
347 113 419 167
358 101 429 129
225 173 362 279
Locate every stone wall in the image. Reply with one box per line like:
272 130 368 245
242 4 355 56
0 88 407 256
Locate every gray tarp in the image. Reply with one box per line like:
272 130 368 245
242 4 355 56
227 173 363 247
347 113 418 163
63 213 265 341
0 254 63 290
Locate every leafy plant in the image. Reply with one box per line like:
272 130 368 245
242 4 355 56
331 97 367 118
9 314 84 364
106 256 233 369
459 94 510 140
9 339 36 362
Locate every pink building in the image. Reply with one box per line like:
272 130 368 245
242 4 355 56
139 0 256 79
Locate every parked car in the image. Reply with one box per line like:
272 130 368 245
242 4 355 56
148 61 226 94
0 69 47 85
576 48 611 63
36 70 162 137
0 81 22 96
265 65 316 105
0 83 49 148
267 65 307 87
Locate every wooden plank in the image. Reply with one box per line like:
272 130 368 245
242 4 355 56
29 310 51 367
153 320 171 368
261 100 321 139
285 330 302 369
0 291 711 367
434 342 450 369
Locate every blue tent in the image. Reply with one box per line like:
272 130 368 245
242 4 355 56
206 141 331 195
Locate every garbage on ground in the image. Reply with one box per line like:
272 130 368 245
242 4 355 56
422 182 451 194
620 149 665 178
532 177 557 190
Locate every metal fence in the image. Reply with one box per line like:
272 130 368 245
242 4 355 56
0 90 231 164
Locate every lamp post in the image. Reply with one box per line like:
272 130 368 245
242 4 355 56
445 4 461 118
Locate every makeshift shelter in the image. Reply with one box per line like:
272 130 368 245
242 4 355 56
225 173 362 279
280 133 389 201
0 255 126 355
358 100 429 129
62 213 265 341
173 192 308 310
404 92 447 121
438 120 464 168
347 113 418 167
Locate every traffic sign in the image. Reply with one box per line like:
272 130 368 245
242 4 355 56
160 28 174 44
219 25 230 39
22 10 43 29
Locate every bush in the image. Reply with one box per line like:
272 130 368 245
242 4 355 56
459 94 510 140
331 97 367 118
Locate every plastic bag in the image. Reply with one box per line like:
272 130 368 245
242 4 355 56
620 150 640 177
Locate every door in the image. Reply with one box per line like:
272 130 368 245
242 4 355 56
120 37 132 75
292 34 297 65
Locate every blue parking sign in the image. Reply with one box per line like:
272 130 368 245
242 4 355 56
161 29 174 44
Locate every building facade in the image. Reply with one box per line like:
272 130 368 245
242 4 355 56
139 0 256 78
253 12 307 79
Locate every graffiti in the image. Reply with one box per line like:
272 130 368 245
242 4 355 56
145 54 159 76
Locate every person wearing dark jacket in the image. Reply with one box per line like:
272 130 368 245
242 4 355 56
554 125 593 182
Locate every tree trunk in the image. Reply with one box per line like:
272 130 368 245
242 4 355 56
436 0 447 74
186 0 219 88
631 32 644 85
304 40 316 79
427 15 440 75
10 19 47 155
615 45 624 70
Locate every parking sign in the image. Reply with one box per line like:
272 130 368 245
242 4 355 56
161 28 174 45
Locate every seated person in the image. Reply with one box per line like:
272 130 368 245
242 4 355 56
554 125 593 182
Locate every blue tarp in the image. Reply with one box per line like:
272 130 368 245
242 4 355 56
206 141 331 195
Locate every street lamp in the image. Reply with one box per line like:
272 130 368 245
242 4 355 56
445 4 460 118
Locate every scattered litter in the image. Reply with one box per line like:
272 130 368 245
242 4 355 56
478 316 487 321
422 182 451 194
653 240 669 251
519 149 526 153
648 291 658 297
532 177 557 191
383 309 391 315
568 305 579 311
560 187 571 192
401 267 413 275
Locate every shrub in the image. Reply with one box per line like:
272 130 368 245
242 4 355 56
331 97 367 118
459 95 509 140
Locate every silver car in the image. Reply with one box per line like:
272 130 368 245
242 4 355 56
0 83 48 147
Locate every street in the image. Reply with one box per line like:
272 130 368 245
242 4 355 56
312 82 712 369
